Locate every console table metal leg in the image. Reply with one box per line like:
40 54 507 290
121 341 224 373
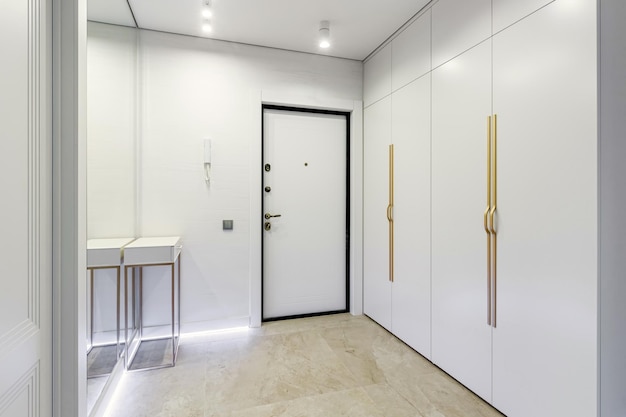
89 269 94 351
139 267 143 342
131 267 135 341
115 266 121 358
171 262 175 364
178 253 181 348
124 265 129 369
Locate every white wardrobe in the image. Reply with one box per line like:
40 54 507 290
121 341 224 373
363 9 432 357
363 0 626 416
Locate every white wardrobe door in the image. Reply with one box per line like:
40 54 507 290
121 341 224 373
392 9 431 91
431 0 492 69
392 74 431 358
492 1 598 416
363 96 392 330
431 40 493 402
364 44 392 108
492 0 554 34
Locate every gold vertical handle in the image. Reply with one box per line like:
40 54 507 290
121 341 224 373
490 114 498 328
486 116 492 326
388 144 394 283
489 115 498 235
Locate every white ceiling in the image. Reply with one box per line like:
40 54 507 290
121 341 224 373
87 0 431 60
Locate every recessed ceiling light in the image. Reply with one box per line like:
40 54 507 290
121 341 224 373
319 20 330 49
201 0 213 27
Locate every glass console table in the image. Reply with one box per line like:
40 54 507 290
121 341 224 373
123 236 182 371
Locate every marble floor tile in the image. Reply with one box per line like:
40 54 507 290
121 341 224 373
209 387 386 417
320 320 437 386
404 372 502 417
203 330 361 413
104 344 207 417
101 314 503 417
362 383 425 417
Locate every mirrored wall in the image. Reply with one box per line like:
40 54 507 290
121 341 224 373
86 22 139 415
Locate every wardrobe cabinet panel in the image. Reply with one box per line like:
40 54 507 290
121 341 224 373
492 1 598 416
391 75 431 358
493 0 555 34
392 10 431 91
363 96 392 330
431 39 493 402
364 44 392 107
431 0 491 69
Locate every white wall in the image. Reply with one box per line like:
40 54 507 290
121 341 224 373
87 22 363 332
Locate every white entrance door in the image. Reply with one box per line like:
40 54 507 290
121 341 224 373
262 108 348 320
0 0 51 416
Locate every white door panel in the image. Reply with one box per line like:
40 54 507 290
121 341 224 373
392 75 431 358
363 97 392 330
492 1 597 415
263 109 347 319
431 40 493 401
0 0 51 415
364 44 392 108
392 10 431 91
431 0 492 69
493 0 555 34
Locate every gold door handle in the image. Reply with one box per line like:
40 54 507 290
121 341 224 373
486 116 493 326
485 208 492 326
388 144 394 283
489 205 497 328
388 204 394 283
489 206 497 235
491 114 498 328
484 207 491 235
485 114 499 327
264 213 282 219
489 114 498 236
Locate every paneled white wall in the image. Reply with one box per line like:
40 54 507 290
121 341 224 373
87 22 363 332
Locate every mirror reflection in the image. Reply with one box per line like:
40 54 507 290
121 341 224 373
86 22 138 415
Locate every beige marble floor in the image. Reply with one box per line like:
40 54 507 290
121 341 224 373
103 314 504 417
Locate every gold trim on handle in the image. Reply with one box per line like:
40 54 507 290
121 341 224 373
486 116 492 326
388 144 395 283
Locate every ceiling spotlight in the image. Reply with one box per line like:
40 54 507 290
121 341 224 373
319 20 330 49
202 20 212 32
202 1 212 19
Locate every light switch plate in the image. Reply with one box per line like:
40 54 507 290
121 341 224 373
223 220 233 230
